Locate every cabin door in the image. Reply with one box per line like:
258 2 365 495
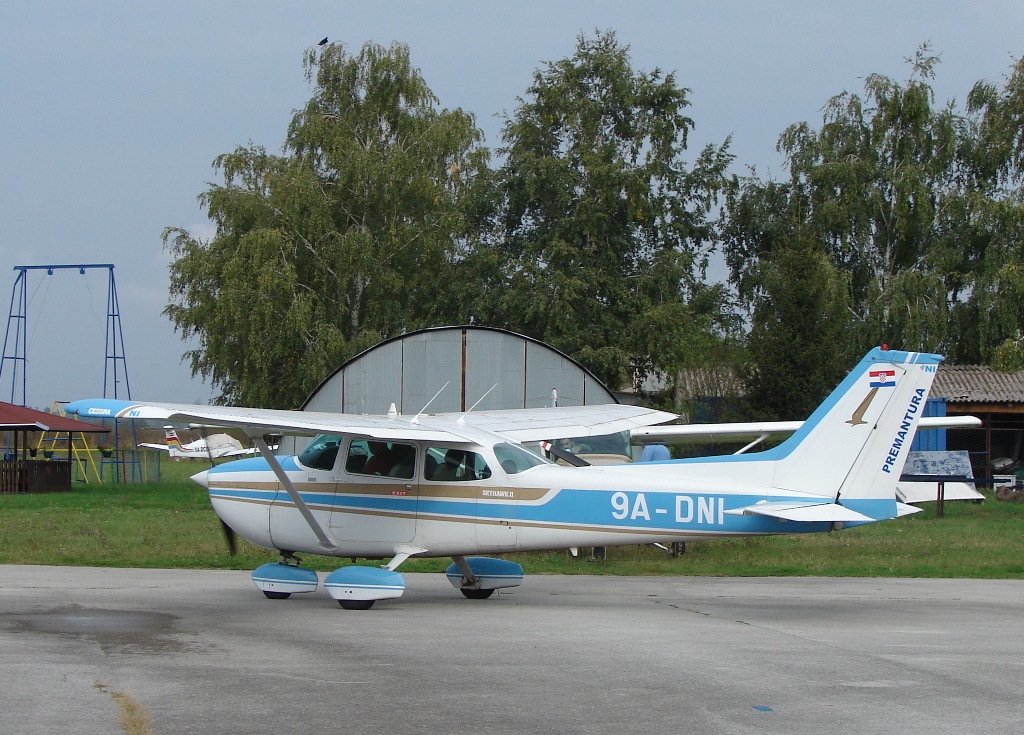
329 438 418 544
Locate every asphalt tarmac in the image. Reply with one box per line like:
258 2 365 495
0 565 1021 735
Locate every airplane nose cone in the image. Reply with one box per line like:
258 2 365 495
190 469 210 489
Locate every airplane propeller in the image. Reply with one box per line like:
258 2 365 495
197 425 237 556
220 518 238 556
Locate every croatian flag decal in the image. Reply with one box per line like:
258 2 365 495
869 369 896 388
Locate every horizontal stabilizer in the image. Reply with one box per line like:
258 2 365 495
896 502 923 517
724 501 874 523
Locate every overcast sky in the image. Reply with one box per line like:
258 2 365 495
1 1 1021 409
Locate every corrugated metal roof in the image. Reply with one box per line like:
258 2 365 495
303 326 618 415
932 365 1024 404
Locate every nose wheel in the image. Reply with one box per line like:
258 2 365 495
338 599 375 610
460 588 495 600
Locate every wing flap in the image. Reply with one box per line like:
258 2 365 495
451 404 677 442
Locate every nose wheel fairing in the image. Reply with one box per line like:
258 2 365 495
251 562 319 598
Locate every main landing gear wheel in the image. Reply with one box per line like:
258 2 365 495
338 599 375 610
460 588 495 600
263 591 292 600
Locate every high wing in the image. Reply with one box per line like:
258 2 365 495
63 399 676 443
632 415 982 445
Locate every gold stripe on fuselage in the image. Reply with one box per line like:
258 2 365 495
209 481 550 502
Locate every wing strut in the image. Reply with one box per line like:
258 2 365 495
250 434 338 553
734 433 770 455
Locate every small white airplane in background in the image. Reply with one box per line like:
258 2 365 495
67 348 943 610
139 427 262 460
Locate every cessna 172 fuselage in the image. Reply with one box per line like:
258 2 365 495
66 348 942 609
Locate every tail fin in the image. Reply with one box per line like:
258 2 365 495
164 427 185 456
769 348 940 519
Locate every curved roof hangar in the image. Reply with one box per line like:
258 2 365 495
302 326 617 416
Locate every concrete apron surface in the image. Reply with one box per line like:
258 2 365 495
1 565 1021 735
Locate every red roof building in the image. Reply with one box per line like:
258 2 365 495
0 401 107 493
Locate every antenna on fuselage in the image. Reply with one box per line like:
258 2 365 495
458 383 498 425
411 381 449 424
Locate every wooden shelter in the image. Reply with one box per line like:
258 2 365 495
931 365 1024 478
0 402 108 493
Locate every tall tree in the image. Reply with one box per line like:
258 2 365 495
781 45 959 352
164 42 487 407
723 46 972 417
721 178 859 419
483 30 733 390
949 56 1024 368
742 238 855 420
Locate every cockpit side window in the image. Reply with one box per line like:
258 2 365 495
493 443 550 474
423 447 492 482
346 439 417 480
298 434 342 471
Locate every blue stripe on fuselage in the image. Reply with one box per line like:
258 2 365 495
210 480 840 535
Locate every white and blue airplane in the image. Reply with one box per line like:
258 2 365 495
65 347 940 610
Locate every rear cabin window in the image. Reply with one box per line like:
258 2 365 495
346 440 416 480
298 434 342 471
424 447 492 482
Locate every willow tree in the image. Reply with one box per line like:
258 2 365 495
164 42 487 407
722 46 968 418
949 56 1024 368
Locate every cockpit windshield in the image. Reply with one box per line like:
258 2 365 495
493 443 551 474
298 434 342 471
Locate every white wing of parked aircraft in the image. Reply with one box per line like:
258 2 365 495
631 415 981 448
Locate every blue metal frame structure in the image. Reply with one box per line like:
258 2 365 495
0 264 141 481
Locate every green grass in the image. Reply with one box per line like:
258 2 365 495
2 469 1022 577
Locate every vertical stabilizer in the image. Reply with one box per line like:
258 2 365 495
164 427 186 458
770 349 941 517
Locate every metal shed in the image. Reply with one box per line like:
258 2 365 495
302 326 617 416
